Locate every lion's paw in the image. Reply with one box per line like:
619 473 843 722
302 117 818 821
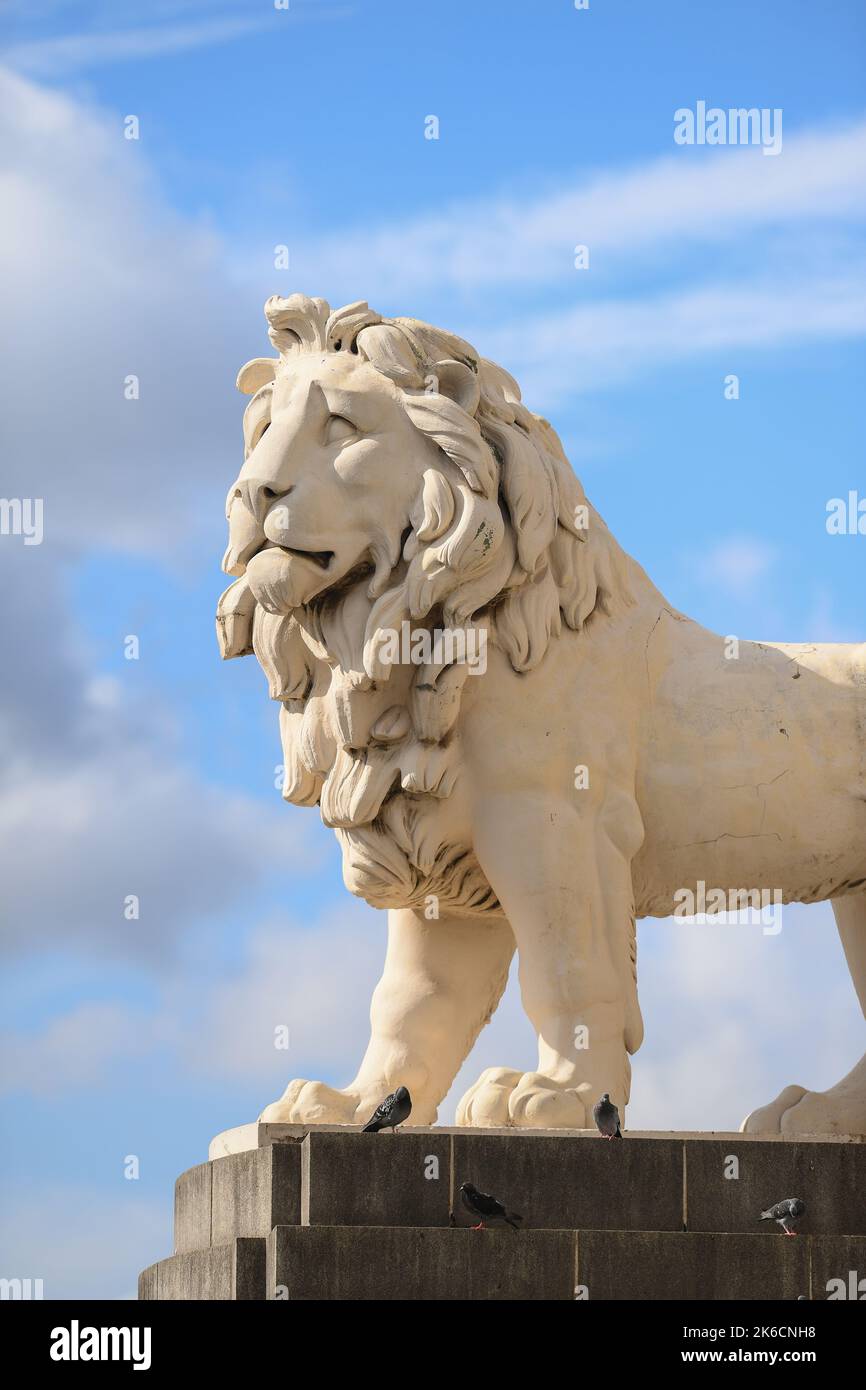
455 1067 590 1129
260 1079 366 1126
742 1082 866 1138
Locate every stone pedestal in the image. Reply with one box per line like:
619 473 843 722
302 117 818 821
139 1126 866 1301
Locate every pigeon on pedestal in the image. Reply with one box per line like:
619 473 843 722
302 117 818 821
459 1182 522 1231
759 1197 806 1235
362 1086 412 1132
592 1092 622 1139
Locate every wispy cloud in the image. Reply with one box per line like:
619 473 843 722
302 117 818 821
476 267 866 405
2 2 350 77
3 16 271 75
694 537 777 599
261 116 866 400
289 120 866 300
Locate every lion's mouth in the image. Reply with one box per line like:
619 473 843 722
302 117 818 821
275 543 334 571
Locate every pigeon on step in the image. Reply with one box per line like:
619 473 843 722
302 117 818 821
362 1086 412 1132
460 1182 522 1231
593 1092 622 1139
759 1197 806 1236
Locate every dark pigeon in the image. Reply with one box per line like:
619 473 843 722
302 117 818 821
759 1197 806 1236
459 1182 522 1230
593 1092 622 1139
361 1085 412 1133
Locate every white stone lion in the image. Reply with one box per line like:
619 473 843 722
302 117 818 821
217 294 866 1136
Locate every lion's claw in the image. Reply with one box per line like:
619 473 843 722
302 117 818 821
742 1080 866 1138
456 1066 590 1129
259 1079 365 1125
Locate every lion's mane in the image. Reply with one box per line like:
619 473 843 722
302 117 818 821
217 295 638 912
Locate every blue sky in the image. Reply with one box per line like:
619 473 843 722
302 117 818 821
0 0 864 1297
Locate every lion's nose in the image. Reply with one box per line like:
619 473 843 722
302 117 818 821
222 478 292 577
246 478 292 527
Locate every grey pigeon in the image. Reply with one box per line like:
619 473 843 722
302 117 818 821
362 1085 412 1132
460 1182 522 1231
759 1197 805 1236
593 1092 622 1139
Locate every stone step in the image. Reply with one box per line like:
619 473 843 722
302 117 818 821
142 1225 866 1301
268 1225 572 1301
139 1237 265 1301
263 1227 865 1302
174 1143 301 1253
302 1130 452 1227
451 1132 683 1231
683 1136 864 1235
173 1130 866 1250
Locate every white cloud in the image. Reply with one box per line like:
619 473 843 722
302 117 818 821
0 65 243 556
693 536 777 598
171 902 386 1085
0 1003 147 1095
289 120 866 300
4 16 271 76
0 745 316 964
2 3 348 77
475 270 866 406
0 68 319 980
0 904 382 1100
0 1182 169 1299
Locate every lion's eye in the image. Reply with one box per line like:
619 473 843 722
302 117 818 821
325 414 356 445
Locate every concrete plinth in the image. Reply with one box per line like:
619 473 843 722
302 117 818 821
140 1125 866 1301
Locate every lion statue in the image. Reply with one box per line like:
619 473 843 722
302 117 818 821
216 293 866 1136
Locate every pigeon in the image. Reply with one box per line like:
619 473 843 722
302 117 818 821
459 1182 522 1231
361 1086 412 1133
592 1092 622 1139
759 1197 806 1236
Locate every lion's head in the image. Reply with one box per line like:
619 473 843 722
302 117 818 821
217 294 637 912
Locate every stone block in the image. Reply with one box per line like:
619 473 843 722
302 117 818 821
268 1224 575 1300
210 1142 301 1245
576 1229 808 1300
138 1239 266 1300
174 1161 212 1254
685 1137 866 1235
301 1131 452 1227
451 1132 684 1230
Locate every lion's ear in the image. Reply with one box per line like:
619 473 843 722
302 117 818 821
236 358 277 395
433 359 480 417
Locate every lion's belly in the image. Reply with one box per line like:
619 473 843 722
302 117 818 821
633 638 866 915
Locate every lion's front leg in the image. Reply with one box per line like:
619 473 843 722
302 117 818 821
260 906 514 1126
457 794 642 1130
